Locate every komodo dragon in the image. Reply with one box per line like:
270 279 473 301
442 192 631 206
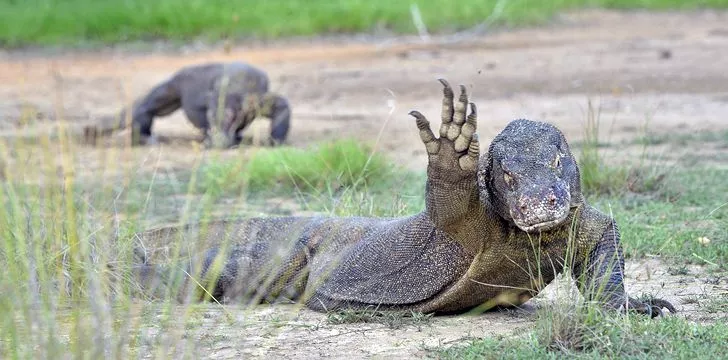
84 62 291 148
133 79 675 317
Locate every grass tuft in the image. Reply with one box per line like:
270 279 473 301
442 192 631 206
197 139 393 198
577 100 669 197
439 301 728 359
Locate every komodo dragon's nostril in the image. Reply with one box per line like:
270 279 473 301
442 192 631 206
518 201 528 212
547 193 557 206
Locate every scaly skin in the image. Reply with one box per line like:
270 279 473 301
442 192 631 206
83 62 291 148
133 79 675 317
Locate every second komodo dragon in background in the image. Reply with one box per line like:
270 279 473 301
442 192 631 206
134 79 675 317
84 62 291 148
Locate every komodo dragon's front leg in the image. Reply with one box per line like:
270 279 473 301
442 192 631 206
573 217 677 317
409 79 483 233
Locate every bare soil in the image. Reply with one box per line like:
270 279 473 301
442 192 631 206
2 9 727 359
131 258 727 359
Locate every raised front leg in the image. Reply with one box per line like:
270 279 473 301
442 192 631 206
409 79 481 230
573 221 677 318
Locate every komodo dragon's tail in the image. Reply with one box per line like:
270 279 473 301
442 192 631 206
129 246 229 304
129 247 201 303
81 110 131 145
0 112 125 145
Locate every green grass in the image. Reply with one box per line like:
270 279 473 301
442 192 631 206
197 139 394 196
438 303 728 359
574 102 727 268
595 166 728 268
577 100 669 197
196 139 427 218
2 0 728 46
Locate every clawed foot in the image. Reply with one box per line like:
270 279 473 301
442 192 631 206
409 79 480 177
627 297 677 318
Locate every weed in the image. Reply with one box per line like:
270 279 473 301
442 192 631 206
577 100 669 197
633 129 728 147
703 296 728 313
439 301 728 359
197 139 393 196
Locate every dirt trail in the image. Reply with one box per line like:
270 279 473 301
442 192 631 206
2 9 727 359
3 10 728 170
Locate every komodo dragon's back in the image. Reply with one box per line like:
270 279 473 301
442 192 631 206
133 79 675 317
174 62 270 103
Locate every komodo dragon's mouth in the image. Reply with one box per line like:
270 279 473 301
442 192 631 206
512 210 570 233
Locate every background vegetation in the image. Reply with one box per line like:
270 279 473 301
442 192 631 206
1 0 728 46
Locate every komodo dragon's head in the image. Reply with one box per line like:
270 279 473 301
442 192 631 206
207 92 291 148
477 119 584 233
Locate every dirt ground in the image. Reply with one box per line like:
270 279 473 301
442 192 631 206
2 9 728 359
132 258 725 359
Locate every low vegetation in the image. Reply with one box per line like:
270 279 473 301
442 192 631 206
0 110 726 357
2 0 728 46
197 139 393 196
439 302 728 359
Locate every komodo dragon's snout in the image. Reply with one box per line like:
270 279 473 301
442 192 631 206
496 154 571 232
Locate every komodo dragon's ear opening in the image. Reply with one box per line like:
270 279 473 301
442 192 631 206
476 150 496 207
554 132 584 207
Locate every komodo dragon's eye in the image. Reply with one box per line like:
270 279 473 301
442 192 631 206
503 172 514 189
552 155 561 169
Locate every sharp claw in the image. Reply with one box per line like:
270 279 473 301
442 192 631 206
641 298 677 315
469 102 477 115
409 110 424 118
439 79 453 97
651 306 663 318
